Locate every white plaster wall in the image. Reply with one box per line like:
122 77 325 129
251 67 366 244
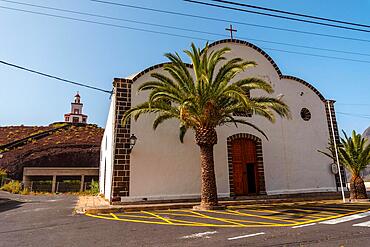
99 96 116 200
127 41 336 200
71 103 83 113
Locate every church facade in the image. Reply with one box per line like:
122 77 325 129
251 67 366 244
100 39 342 203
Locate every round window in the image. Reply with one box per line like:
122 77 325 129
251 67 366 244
300 108 311 121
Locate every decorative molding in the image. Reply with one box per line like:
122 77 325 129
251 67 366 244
226 133 266 196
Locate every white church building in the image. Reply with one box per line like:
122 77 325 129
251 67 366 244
100 39 343 203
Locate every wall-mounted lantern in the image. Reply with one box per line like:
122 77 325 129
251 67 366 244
128 134 137 151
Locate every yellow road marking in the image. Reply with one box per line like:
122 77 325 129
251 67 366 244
310 206 365 212
242 208 324 220
165 218 215 226
110 213 119 219
141 211 174 224
85 206 370 229
114 214 159 220
224 210 297 224
158 212 282 225
287 208 338 216
289 209 370 227
86 213 252 227
187 210 247 227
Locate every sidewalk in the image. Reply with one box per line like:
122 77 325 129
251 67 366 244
75 192 350 214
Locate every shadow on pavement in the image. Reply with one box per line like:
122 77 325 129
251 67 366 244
0 199 24 213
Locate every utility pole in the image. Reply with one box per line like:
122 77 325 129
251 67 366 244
327 100 346 203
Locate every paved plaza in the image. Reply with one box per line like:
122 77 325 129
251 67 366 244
1 191 370 246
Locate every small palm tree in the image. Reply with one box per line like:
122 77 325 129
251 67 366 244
123 43 290 209
320 131 370 199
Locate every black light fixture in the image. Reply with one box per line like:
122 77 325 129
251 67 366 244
128 134 137 151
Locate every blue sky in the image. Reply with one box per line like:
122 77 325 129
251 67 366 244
0 0 369 134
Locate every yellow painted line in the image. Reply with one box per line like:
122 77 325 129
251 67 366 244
312 206 365 212
243 208 323 220
141 211 174 224
110 213 119 219
86 213 247 227
86 208 370 228
85 213 293 228
288 208 338 215
187 210 247 227
165 218 215 226
158 212 283 225
289 209 370 227
225 210 297 224
114 214 159 220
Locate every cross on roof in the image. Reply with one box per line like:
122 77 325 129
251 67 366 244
225 24 237 39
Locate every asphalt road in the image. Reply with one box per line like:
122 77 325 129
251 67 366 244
1 191 370 247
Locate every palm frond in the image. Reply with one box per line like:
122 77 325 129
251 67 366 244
221 117 268 140
124 42 291 143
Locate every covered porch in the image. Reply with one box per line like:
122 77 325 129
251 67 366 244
23 167 99 193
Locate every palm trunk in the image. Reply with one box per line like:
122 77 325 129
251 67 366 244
195 127 220 210
350 175 367 199
198 143 218 209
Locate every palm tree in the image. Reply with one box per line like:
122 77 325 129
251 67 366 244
320 131 370 199
123 43 290 210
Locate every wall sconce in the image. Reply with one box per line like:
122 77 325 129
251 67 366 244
127 134 137 151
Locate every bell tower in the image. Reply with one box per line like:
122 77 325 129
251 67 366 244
64 92 88 123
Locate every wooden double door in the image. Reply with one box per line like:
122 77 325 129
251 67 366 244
231 138 259 196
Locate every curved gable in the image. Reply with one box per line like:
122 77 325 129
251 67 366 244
124 39 326 102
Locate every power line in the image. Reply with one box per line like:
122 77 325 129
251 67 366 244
209 0 370 29
0 60 112 94
184 0 370 33
89 0 370 44
337 112 370 119
263 48 370 64
2 5 370 65
336 103 370 106
0 5 209 41
2 0 370 57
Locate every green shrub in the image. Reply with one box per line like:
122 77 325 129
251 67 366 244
63 180 81 184
88 180 99 195
20 188 30 195
1 180 22 194
0 168 7 186
0 168 6 177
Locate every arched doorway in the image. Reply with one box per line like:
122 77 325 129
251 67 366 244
227 134 266 196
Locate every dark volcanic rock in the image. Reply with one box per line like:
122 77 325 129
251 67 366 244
0 124 103 179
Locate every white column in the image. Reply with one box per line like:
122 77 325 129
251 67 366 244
80 175 85 192
52 175 57 193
